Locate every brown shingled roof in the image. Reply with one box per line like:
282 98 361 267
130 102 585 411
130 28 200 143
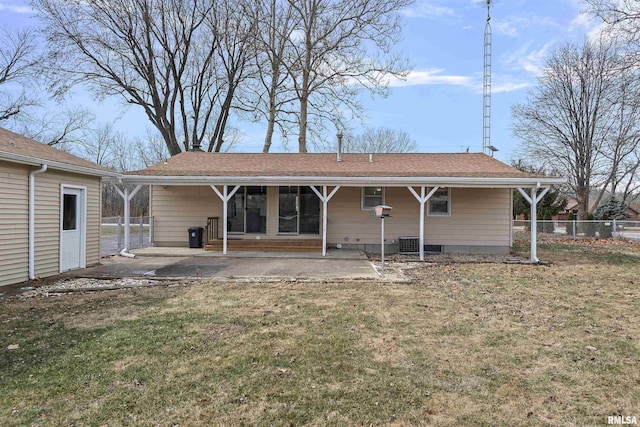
128 151 546 179
0 127 113 174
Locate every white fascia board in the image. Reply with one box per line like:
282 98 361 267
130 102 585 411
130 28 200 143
0 150 120 177
119 174 566 188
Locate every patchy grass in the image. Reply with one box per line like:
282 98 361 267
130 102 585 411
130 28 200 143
1 243 639 426
512 233 640 265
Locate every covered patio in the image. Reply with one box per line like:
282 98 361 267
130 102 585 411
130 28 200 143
112 152 564 263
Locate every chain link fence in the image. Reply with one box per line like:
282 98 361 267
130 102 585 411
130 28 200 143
101 216 154 257
513 220 640 243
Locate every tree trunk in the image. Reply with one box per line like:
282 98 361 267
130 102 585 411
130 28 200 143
298 94 308 153
263 115 275 152
262 84 278 152
576 188 590 220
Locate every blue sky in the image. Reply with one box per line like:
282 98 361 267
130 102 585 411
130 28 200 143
0 0 601 162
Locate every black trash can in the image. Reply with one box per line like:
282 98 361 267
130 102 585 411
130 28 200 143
188 227 204 248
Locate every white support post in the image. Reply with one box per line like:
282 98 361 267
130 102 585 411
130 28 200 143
407 186 439 261
530 188 538 263
123 186 130 252
381 216 385 275
112 183 144 256
310 185 340 256
517 186 549 264
222 186 228 254
322 187 328 257
124 185 144 253
211 185 241 255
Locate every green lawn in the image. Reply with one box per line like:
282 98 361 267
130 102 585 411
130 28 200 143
1 242 639 426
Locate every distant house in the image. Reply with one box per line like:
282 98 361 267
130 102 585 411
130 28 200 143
0 127 117 287
558 199 640 221
120 151 563 261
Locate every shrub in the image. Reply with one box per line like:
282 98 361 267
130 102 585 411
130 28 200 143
565 218 575 236
598 214 613 238
582 213 596 237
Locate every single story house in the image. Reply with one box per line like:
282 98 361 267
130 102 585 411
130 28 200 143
0 127 117 287
119 151 564 262
557 199 640 221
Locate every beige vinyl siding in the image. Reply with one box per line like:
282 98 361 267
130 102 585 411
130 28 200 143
150 185 511 248
326 187 511 247
423 188 511 246
0 163 101 286
151 185 222 245
0 161 29 286
34 170 101 279
152 186 316 245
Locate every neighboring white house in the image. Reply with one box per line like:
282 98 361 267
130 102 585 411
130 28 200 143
0 127 118 287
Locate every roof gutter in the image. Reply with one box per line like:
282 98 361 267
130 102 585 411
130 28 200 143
0 150 119 178
29 164 47 280
118 174 566 188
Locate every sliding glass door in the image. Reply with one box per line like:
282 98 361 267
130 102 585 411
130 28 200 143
227 187 245 233
299 186 320 234
278 186 298 233
278 186 320 234
227 186 267 234
246 186 267 233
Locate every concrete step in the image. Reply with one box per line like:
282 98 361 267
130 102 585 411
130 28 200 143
204 239 322 252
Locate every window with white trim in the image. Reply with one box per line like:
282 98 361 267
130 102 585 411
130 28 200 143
362 187 384 210
428 187 450 215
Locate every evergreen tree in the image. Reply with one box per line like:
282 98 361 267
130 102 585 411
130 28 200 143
594 196 630 220
511 160 567 232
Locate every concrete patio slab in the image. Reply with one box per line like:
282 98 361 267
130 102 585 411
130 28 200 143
129 247 368 260
64 254 378 280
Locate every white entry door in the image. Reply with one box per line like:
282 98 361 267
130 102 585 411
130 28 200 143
60 187 85 272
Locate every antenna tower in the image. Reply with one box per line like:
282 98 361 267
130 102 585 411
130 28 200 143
483 0 492 155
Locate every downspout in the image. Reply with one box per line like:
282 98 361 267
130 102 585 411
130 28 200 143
29 164 48 279
119 185 136 258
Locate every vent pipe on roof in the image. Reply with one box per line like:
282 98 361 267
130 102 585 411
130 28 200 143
191 140 203 152
369 153 373 163
337 132 343 162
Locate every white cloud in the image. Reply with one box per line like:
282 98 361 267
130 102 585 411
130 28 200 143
382 68 531 94
568 11 594 31
493 21 519 37
386 68 473 87
0 2 33 14
402 0 457 19
492 15 561 38
492 81 531 93
501 41 555 75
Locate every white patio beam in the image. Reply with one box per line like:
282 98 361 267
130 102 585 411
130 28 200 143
211 185 241 254
407 186 439 261
517 185 549 264
310 185 341 256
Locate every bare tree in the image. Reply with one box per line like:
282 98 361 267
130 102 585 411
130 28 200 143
13 106 94 150
340 127 416 153
246 0 299 153
32 0 244 156
0 27 39 122
75 121 127 168
587 0 640 46
205 0 258 152
512 40 628 219
284 0 413 153
601 64 640 205
135 130 171 168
